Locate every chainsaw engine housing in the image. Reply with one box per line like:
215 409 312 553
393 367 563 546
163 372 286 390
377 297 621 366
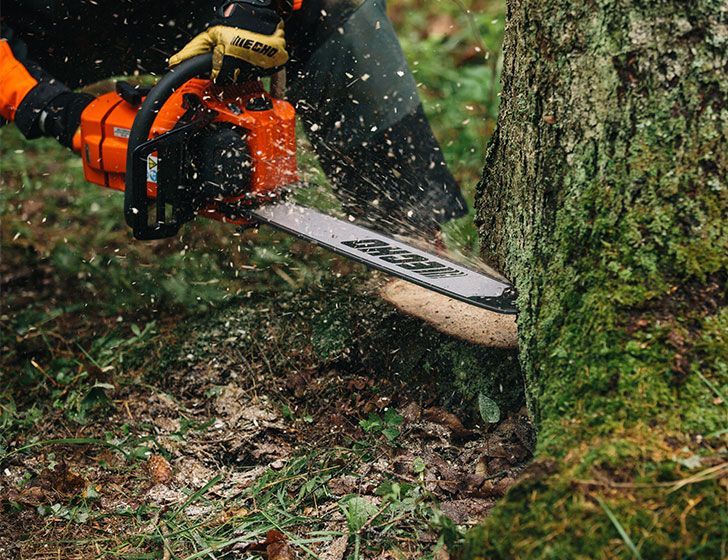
77 76 297 238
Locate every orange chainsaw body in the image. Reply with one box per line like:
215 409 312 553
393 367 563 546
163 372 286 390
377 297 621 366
75 79 298 226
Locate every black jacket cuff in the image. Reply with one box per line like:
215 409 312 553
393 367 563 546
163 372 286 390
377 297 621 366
14 80 69 139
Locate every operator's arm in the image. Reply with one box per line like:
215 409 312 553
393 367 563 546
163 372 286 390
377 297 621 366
0 26 92 148
169 0 301 83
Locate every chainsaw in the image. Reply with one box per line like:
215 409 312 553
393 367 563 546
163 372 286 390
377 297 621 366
71 54 517 314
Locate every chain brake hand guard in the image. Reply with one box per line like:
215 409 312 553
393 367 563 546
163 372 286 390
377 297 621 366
124 55 216 240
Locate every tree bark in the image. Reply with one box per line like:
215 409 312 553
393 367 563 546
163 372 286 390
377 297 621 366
464 1 726 557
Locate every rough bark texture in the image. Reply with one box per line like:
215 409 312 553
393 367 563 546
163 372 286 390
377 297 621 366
464 1 726 557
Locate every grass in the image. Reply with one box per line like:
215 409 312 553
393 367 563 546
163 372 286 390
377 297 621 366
595 497 644 560
3 406 463 557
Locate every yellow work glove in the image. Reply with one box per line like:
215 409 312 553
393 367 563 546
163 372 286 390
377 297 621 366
169 0 288 84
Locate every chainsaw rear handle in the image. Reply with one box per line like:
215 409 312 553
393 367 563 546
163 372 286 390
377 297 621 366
124 54 213 236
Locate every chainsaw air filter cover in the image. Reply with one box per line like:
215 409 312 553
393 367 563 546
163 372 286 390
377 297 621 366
188 124 253 200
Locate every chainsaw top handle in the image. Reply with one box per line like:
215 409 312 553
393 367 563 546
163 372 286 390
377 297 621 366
124 54 213 239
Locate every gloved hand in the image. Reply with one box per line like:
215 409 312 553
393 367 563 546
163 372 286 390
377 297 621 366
169 0 289 84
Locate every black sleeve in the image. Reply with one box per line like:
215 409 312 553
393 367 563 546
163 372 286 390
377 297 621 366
1 22 71 138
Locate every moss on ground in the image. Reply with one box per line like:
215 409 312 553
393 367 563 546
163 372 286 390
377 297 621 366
464 426 724 558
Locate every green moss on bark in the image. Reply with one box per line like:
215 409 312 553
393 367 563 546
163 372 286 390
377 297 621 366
466 0 726 557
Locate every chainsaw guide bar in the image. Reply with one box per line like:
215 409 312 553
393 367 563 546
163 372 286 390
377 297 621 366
251 202 518 314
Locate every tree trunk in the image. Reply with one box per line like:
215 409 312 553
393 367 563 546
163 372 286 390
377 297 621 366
464 1 726 557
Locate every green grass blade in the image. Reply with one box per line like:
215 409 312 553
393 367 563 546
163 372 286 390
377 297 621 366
168 474 223 521
4 437 130 461
596 497 643 560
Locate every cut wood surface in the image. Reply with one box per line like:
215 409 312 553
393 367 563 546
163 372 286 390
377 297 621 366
380 279 518 349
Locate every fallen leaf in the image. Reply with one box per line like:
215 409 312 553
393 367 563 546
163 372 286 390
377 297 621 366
40 462 86 497
266 530 294 560
224 465 268 495
214 507 249 524
287 371 312 398
471 475 517 499
477 454 511 476
147 454 173 484
328 413 347 427
478 393 500 424
251 441 292 462
244 530 291 554
439 498 493 524
424 407 477 441
172 459 216 489
145 485 187 506
328 475 358 495
347 376 372 392
320 535 348 560
6 486 46 506
400 401 422 423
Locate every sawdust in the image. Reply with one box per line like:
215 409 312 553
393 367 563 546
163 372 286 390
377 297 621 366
379 280 518 348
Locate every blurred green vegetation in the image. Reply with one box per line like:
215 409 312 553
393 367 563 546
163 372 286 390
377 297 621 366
395 0 504 179
395 0 505 253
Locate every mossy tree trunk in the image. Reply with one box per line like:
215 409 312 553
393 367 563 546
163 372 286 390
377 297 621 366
464 1 726 557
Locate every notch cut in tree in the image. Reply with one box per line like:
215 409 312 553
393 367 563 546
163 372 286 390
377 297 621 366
463 1 726 557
